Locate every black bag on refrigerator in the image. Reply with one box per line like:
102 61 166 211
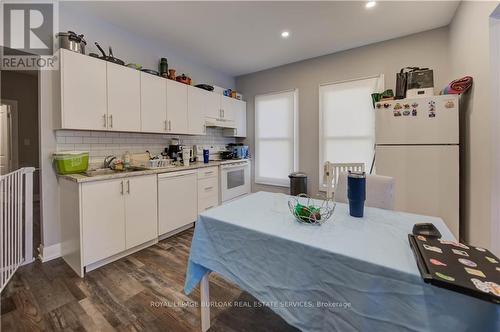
395 67 419 99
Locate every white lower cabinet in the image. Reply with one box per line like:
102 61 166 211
124 175 158 249
158 170 198 235
60 167 220 277
81 179 126 265
197 167 219 213
64 174 158 271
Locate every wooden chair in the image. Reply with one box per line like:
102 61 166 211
335 172 395 210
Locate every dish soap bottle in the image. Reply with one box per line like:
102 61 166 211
124 151 131 169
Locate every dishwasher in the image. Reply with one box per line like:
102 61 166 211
158 170 198 236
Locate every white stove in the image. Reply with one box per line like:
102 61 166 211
219 159 251 203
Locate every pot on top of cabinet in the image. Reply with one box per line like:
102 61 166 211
56 31 87 54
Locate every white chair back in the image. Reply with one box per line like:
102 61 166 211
335 172 395 210
332 163 364 189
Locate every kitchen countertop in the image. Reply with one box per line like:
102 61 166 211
59 161 226 183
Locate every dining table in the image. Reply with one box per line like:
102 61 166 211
184 191 500 331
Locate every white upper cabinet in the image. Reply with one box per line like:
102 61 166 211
166 79 189 134
58 52 245 135
141 73 167 133
220 96 235 121
234 100 247 137
60 49 108 130
206 92 221 119
187 86 207 135
107 63 141 132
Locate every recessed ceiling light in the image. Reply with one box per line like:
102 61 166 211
281 31 290 38
366 1 377 9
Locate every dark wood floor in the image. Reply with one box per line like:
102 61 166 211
1 228 298 332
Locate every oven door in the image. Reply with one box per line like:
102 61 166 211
220 163 251 202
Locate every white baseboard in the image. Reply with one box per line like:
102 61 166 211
40 242 61 262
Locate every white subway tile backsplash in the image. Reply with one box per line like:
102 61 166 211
55 128 235 159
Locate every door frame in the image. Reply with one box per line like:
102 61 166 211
1 99 20 172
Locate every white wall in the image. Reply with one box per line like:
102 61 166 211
59 3 235 89
448 1 498 252
236 28 451 195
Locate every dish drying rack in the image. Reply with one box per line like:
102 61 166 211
130 153 174 169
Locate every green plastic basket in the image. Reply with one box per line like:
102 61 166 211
53 151 89 175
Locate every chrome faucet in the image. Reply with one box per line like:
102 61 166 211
103 155 116 169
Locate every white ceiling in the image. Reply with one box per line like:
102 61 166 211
63 1 460 77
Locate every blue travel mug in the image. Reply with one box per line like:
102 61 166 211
203 149 209 164
347 171 366 218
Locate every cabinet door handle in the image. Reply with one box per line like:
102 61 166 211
168 120 172 131
103 114 107 128
164 120 167 131
109 114 113 128
204 171 213 176
204 186 213 191
120 181 124 195
205 205 214 210
127 180 130 194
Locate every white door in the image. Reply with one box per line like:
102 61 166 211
234 100 247 137
375 145 459 238
81 179 126 265
0 105 11 175
124 175 158 248
187 86 207 135
375 95 459 145
141 73 167 133
107 62 141 132
206 92 221 119
220 96 235 121
60 49 108 130
166 80 188 134
158 172 198 235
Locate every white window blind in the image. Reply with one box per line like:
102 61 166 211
319 76 383 187
255 90 298 186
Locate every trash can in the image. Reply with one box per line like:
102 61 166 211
289 172 308 196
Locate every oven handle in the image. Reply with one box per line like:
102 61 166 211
221 163 249 170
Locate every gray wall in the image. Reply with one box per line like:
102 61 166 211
236 27 451 196
448 1 498 251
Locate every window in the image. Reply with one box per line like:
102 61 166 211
255 89 298 186
319 76 383 187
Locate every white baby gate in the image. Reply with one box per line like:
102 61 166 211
0 167 35 293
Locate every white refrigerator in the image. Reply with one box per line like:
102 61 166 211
374 95 460 239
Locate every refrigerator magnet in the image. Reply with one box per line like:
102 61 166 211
412 109 418 116
445 100 455 108
404 104 410 109
412 102 419 108
383 103 391 109
376 103 382 109
393 110 401 117
428 111 436 118
394 103 403 110
403 110 410 116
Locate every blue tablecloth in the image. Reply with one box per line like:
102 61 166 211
185 192 499 331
